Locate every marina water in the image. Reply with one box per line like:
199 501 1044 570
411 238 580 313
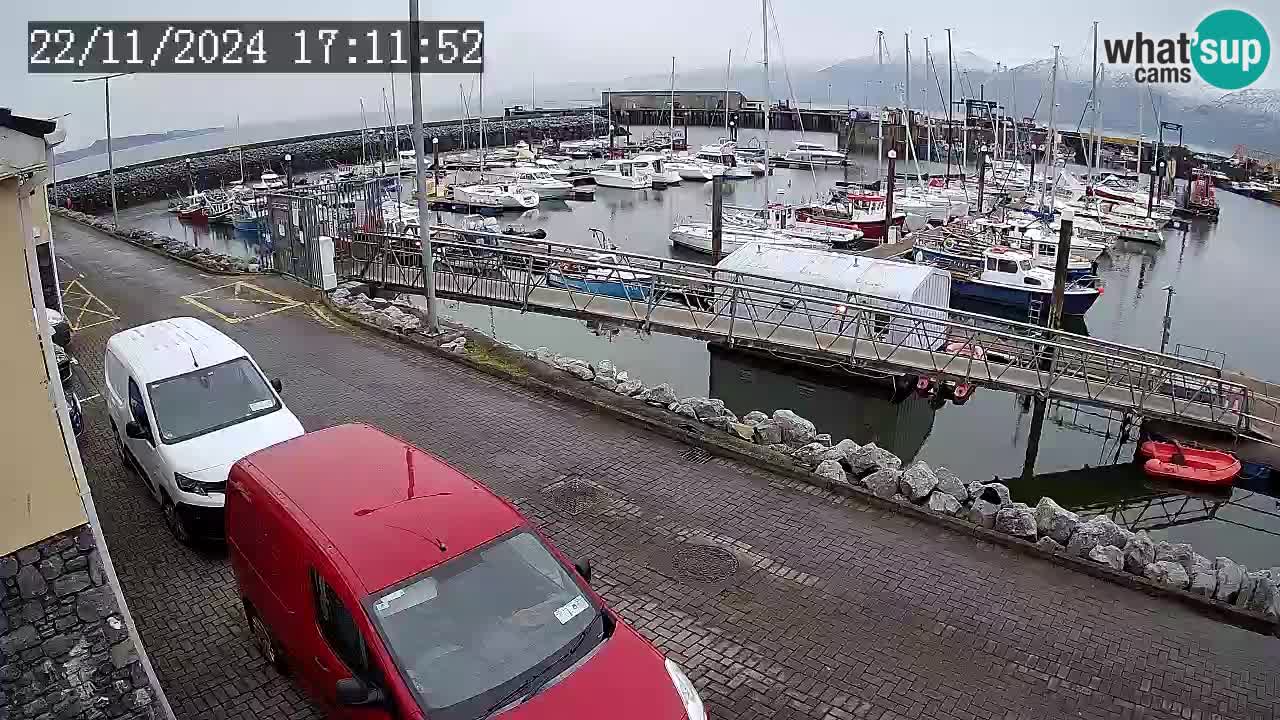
111 124 1280 567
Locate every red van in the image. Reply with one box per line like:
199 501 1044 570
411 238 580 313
226 424 706 720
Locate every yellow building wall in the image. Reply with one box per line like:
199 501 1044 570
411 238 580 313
0 177 86 556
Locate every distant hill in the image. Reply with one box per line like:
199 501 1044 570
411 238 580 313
56 127 223 163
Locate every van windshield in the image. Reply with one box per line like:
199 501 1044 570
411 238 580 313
147 357 280 444
368 530 606 720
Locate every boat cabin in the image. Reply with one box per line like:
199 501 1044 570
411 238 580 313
981 247 1047 286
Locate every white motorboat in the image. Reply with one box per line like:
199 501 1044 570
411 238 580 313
631 154 682 186
251 172 286 191
669 223 826 255
397 150 420 173
454 184 539 209
512 159 571 177
695 141 754 179
495 168 572 199
664 158 719 181
783 140 845 165
590 159 654 189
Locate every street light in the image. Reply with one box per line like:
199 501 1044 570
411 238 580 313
72 73 131 228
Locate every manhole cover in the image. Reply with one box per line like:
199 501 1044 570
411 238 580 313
680 447 714 465
542 476 609 515
670 544 740 583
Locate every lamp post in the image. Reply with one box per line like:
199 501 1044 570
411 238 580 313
1159 285 1176 354
409 0 438 333
1146 160 1161 218
184 160 195 197
431 137 440 188
72 73 130 227
283 154 293 188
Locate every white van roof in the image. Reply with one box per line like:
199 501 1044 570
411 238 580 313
106 317 248 384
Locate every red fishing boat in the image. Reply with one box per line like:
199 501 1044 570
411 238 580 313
1138 440 1240 486
794 193 906 240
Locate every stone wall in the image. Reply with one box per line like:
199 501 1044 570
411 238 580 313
0 525 157 720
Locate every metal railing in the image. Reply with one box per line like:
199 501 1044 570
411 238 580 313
335 227 1254 434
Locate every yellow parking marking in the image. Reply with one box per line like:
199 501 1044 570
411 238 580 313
59 278 120 331
307 302 343 329
180 281 302 325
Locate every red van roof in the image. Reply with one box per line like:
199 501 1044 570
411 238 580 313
237 424 522 593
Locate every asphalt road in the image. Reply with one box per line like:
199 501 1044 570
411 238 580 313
55 218 1279 720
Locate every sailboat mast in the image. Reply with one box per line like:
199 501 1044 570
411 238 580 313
236 114 244 182
946 29 953 184
877 30 884 180
923 36 931 164
1088 20 1099 183
359 98 368 166
762 0 770 208
479 72 485 173
725 49 732 137
1136 88 1143 174
669 56 676 154
905 33 923 183
1042 44 1059 209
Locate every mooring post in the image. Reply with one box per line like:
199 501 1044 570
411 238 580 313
1048 207 1075 329
1159 285 1176 354
884 149 897 243
431 137 440 190
711 171 725 262
976 144 989 214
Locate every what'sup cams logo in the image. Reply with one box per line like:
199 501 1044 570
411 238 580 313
1103 9 1270 90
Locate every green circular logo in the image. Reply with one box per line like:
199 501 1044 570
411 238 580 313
1192 9 1270 90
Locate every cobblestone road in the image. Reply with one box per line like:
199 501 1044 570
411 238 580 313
55 219 1279 720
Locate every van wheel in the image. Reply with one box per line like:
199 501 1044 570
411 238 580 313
247 607 288 674
162 501 194 545
110 420 129 467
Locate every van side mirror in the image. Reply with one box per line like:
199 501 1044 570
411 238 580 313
574 558 593 584
271 378 283 392
125 421 149 440
336 677 385 707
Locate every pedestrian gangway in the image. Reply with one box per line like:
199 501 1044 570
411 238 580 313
336 227 1277 439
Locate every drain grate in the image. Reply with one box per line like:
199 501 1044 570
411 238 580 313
670 544 740 583
542 476 609 515
680 447 714 465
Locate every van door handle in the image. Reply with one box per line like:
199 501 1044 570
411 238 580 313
314 657 329 672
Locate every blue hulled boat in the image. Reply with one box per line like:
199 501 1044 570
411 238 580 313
545 253 654 301
917 246 1102 319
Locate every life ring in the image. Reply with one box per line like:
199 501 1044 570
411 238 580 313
943 238 956 250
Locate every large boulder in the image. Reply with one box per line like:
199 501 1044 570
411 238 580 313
752 421 784 446
1066 517 1124 558
741 411 770 427
847 443 902 476
790 442 830 468
595 359 618 380
934 467 968 502
686 397 733 422
968 495 1003 529
1242 570 1279 617
614 378 644 396
593 374 618 391
927 491 962 516
823 439 859 464
640 383 678 406
727 422 756 442
993 503 1037 540
1187 554 1217 597
1034 498 1082 546
863 469 903 499
562 363 594 381
1212 557 1248 603
772 410 817 446
814 459 848 485
1088 545 1125 571
1144 561 1190 589
1154 541 1196 574
898 462 939 502
1036 537 1064 553
1122 531 1156 575
668 399 699 419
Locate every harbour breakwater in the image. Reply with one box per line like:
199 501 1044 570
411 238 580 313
52 112 607 213
324 280 1280 635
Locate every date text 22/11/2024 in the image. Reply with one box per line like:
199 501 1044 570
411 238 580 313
28 21 484 73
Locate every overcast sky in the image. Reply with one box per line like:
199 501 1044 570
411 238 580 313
9 0 1277 147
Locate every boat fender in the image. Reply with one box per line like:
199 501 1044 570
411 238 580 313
952 383 972 404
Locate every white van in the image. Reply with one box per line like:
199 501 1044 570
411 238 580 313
104 317 304 543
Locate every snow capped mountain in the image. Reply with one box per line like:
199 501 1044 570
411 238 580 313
952 50 996 73
1208 88 1280 116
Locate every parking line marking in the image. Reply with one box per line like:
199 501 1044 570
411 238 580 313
59 278 120 331
180 281 302 325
